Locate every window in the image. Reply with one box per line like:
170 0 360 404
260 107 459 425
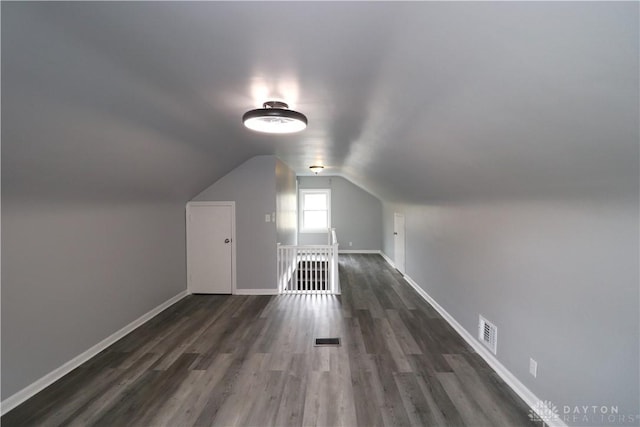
299 189 331 232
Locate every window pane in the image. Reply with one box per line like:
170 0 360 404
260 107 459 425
304 193 327 210
303 211 327 230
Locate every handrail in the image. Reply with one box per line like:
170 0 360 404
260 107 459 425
279 244 334 249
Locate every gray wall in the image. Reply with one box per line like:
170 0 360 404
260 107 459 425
298 176 382 250
276 158 297 246
382 197 639 422
192 155 278 290
1 200 186 400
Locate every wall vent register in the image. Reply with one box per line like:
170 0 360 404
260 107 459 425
478 315 498 355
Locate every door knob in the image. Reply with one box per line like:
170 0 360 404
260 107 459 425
224 238 230 243
394 232 398 235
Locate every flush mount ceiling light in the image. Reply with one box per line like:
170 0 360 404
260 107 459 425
242 101 307 134
309 165 325 175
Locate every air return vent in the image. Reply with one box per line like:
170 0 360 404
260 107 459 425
314 337 340 347
478 315 498 355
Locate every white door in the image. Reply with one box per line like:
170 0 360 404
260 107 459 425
394 213 406 275
187 202 235 294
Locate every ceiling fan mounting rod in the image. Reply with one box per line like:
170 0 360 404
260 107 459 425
264 101 288 109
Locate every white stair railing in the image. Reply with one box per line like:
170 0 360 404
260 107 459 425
278 228 340 294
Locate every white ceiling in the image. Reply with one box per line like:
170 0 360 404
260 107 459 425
2 2 638 203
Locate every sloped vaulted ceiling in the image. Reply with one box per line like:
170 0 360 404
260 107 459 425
2 2 638 204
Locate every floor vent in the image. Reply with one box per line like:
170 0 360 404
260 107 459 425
478 315 498 355
314 337 341 347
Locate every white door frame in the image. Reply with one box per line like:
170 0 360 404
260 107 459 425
393 212 406 275
186 201 236 294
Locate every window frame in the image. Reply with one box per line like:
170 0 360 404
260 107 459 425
299 188 331 233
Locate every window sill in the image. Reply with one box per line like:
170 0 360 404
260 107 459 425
299 229 330 234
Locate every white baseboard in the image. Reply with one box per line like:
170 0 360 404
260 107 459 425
380 251 396 269
234 289 279 295
379 251 566 427
338 249 381 254
400 274 567 427
0 290 189 416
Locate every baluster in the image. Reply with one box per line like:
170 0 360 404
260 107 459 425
309 249 313 293
281 247 285 293
302 250 307 293
323 247 327 295
319 248 322 293
323 247 326 294
325 247 329 294
308 249 311 294
332 247 335 294
299 249 303 293
313 249 316 293
326 247 330 295
288 247 292 293
320 247 324 294
284 247 287 294
329 246 333 294
305 249 308 293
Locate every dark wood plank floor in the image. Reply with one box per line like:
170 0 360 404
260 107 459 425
2 254 536 426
